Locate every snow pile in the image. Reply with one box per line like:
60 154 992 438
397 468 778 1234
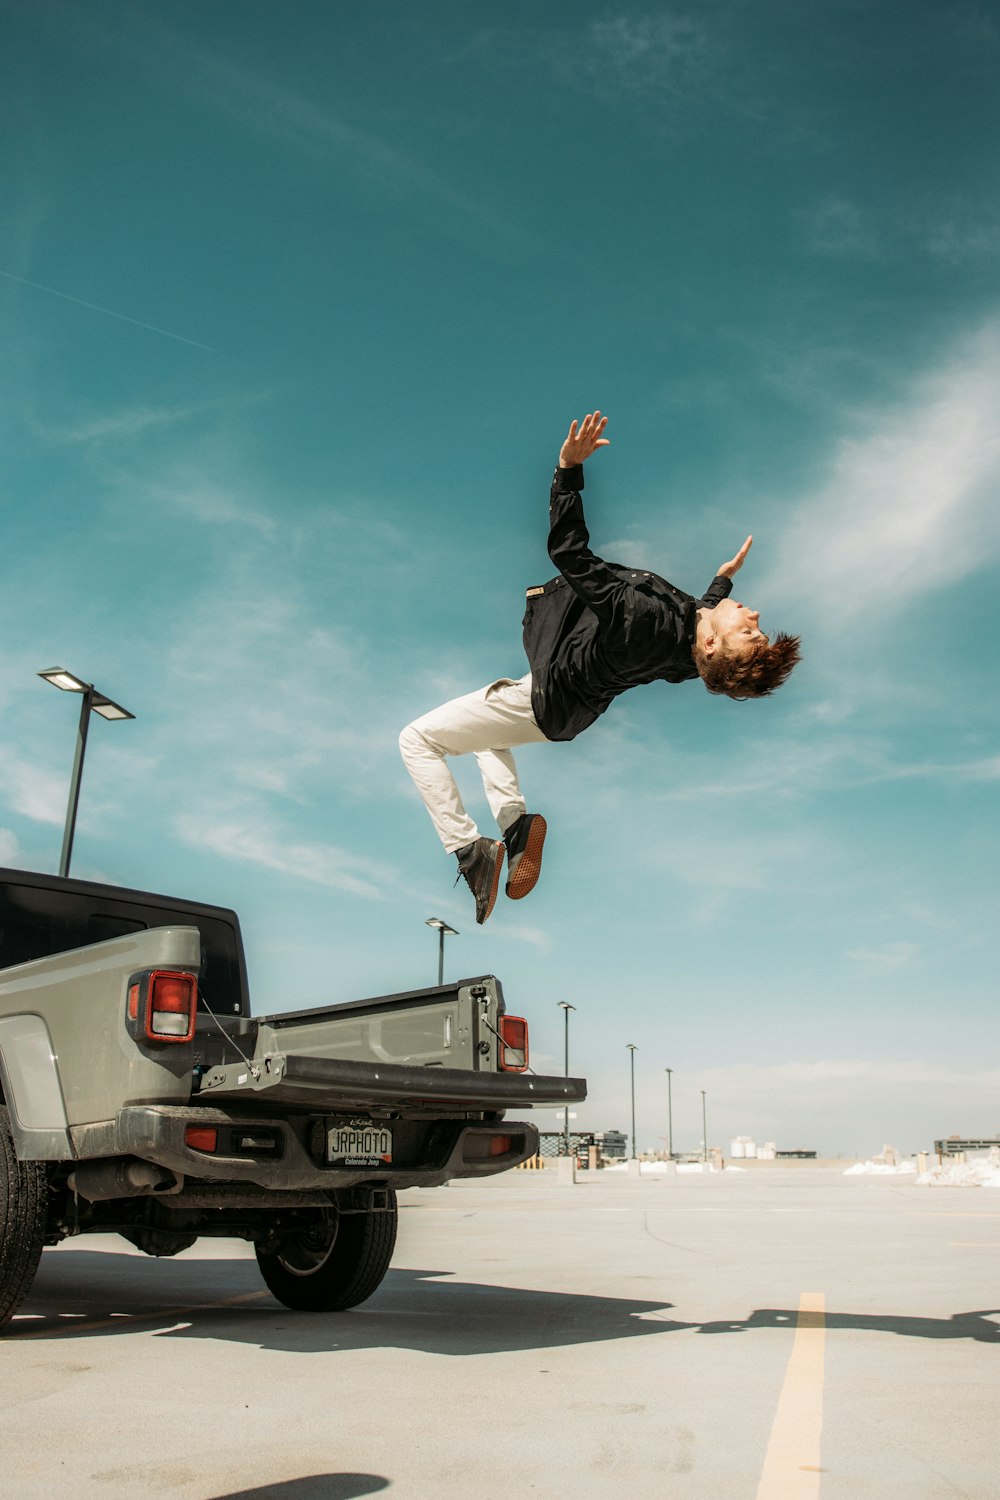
843 1160 917 1176
915 1152 1000 1189
603 1160 728 1175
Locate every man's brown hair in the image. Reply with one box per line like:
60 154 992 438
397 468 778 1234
695 632 801 700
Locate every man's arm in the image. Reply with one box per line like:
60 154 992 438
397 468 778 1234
548 413 630 627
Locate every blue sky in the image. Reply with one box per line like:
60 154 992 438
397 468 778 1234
1 0 998 1156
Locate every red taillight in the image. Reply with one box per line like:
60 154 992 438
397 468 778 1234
490 1134 513 1156
126 969 198 1044
147 971 197 1042
498 1014 528 1072
185 1125 218 1153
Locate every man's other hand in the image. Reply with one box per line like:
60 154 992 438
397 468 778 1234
717 535 752 578
559 411 610 468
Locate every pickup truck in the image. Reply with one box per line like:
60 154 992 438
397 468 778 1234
0 867 585 1328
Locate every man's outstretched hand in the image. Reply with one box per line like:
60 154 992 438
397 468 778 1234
559 411 610 468
717 535 753 578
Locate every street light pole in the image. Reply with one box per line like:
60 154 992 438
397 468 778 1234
701 1089 708 1163
627 1044 638 1159
425 918 458 985
38 668 134 878
557 1002 576 1155
61 684 93 879
665 1067 674 1160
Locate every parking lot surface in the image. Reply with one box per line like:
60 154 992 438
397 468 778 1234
2 1165 998 1499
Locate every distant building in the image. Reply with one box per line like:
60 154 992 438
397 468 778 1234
537 1128 628 1161
934 1137 1000 1160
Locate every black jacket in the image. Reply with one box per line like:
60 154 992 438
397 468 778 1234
522 465 732 741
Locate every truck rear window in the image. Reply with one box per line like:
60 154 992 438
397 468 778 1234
0 878 246 1016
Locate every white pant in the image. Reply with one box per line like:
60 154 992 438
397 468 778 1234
399 674 549 853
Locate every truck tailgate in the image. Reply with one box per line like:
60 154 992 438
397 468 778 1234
196 1053 586 1113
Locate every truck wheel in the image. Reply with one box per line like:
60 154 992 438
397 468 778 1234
0 1107 48 1328
255 1195 398 1312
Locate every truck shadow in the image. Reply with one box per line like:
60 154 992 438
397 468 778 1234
11 1252 1000 1351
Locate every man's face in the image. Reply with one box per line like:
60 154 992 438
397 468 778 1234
711 598 769 653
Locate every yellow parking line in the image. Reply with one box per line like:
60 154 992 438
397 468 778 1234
9 1288 271 1340
755 1292 826 1499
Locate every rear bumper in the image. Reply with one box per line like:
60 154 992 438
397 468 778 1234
109 1104 540 1192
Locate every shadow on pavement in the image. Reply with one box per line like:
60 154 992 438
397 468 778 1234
208 1477 389 1499
10 1250 1000 1348
11 1251 682 1352
694 1307 1000 1342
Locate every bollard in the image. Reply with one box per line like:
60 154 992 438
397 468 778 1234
556 1154 576 1185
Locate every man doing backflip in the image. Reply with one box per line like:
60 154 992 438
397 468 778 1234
399 412 800 923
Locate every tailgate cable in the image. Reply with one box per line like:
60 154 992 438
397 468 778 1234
197 991 261 1082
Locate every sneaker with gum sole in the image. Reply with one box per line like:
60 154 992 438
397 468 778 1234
503 813 547 900
455 837 505 925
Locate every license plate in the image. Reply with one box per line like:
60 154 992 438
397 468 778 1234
327 1124 392 1167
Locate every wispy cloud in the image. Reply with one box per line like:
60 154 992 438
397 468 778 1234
925 214 1000 265
798 197 880 260
764 320 1000 631
0 829 21 864
144 471 279 538
0 745 70 826
847 942 921 971
31 395 267 447
797 196 1000 268
174 813 392 900
497 920 552 954
583 13 717 94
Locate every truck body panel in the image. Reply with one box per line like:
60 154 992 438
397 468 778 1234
0 926 201 1154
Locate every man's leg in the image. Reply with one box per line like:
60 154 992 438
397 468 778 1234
399 675 548 923
398 675 547 852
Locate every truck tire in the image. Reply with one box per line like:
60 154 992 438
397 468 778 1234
255 1195 398 1312
0 1107 48 1328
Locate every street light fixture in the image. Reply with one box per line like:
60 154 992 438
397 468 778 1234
665 1068 674 1160
425 917 458 986
557 1002 576 1155
627 1044 638 1159
701 1089 708 1164
38 667 135 878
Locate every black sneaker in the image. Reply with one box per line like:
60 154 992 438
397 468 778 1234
455 838 505 925
504 813 547 900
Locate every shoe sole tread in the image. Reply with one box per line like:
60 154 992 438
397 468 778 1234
506 816 547 900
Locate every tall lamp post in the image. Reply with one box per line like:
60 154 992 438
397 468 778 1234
701 1089 708 1163
425 918 458 986
665 1068 674 1160
627 1044 638 1159
38 668 134 878
557 1001 576 1155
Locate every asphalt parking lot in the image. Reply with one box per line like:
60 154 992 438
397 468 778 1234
2 1165 998 1499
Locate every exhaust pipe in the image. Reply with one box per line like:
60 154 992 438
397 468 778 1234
68 1157 182 1202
